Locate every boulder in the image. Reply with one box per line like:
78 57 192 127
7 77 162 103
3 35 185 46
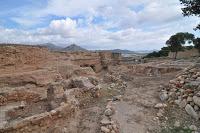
71 77 95 89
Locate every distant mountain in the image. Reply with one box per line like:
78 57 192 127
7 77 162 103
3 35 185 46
63 44 87 51
110 49 137 54
95 49 143 54
40 43 63 51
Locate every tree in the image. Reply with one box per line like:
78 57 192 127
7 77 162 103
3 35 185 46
144 47 170 58
166 32 194 59
180 0 200 30
194 38 200 54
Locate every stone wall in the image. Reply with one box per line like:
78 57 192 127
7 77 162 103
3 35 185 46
0 103 76 133
0 45 51 67
168 48 199 59
71 51 122 72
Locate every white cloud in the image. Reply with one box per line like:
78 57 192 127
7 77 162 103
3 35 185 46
39 18 78 37
0 0 198 50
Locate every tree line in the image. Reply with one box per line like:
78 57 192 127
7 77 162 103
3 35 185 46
145 0 200 59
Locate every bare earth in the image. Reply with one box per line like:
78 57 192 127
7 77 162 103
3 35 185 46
1 45 199 133
113 74 177 133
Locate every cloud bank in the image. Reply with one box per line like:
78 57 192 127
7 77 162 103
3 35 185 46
0 0 198 50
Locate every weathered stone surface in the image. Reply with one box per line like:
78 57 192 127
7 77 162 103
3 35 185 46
193 96 200 107
100 117 112 125
174 121 180 127
159 91 168 102
185 104 198 120
187 96 193 102
71 77 95 89
104 108 113 116
101 126 110 133
189 125 197 131
154 103 167 109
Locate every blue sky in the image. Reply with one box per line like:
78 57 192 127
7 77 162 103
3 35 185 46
0 0 198 50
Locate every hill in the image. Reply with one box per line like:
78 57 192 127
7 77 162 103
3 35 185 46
63 44 87 51
40 43 63 51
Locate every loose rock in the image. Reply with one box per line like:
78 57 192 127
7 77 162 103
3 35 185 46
185 104 199 120
101 126 110 133
193 96 200 107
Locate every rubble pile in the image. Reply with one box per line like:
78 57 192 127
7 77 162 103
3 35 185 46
160 64 200 119
104 74 127 92
100 101 120 133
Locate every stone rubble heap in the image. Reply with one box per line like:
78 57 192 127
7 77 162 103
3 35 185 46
100 101 120 133
160 64 200 119
104 74 127 92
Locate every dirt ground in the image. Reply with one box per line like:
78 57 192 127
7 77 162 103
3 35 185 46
60 70 183 133
112 73 178 133
1 45 198 133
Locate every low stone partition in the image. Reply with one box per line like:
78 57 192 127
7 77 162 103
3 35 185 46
128 64 182 76
0 90 41 106
0 103 76 133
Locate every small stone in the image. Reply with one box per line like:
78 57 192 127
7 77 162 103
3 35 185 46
190 102 195 106
113 95 122 101
50 110 56 114
19 101 26 108
111 130 116 133
180 80 185 84
175 99 181 105
157 112 163 117
196 92 200 97
185 104 199 120
100 117 111 125
112 124 118 131
194 105 199 111
159 92 168 102
189 93 194 97
182 94 188 99
193 96 200 107
0 121 7 129
196 77 200 81
104 108 113 116
179 99 187 108
101 126 110 133
153 117 159 121
154 103 167 109
174 121 180 127
176 92 181 96
110 83 115 88
189 125 197 131
187 97 193 102
60 102 66 106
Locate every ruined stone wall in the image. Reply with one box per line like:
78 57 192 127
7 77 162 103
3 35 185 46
70 51 122 72
0 45 51 67
168 48 199 59
0 103 76 133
